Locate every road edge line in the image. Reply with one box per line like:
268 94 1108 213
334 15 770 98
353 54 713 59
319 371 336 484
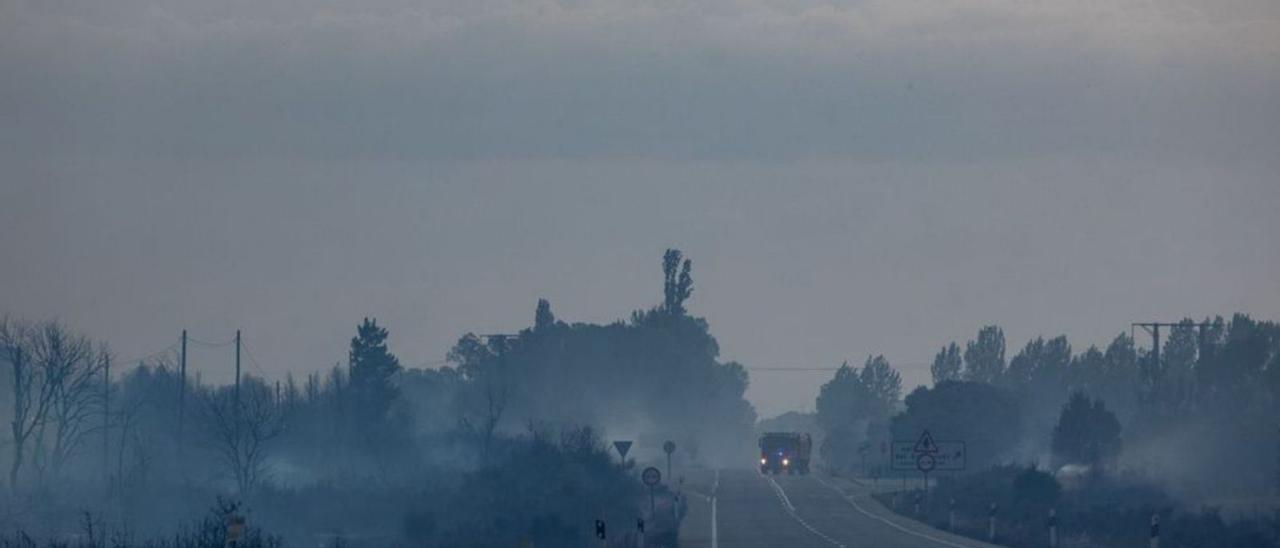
814 475 983 548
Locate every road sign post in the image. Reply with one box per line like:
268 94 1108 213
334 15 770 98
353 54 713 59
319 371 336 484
916 451 936 507
642 466 662 517
663 440 676 481
892 430 965 503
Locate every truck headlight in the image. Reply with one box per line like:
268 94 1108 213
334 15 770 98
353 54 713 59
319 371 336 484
782 458 790 466
760 457 767 465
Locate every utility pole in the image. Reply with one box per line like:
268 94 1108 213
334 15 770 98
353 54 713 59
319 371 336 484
234 329 242 407
179 329 187 455
1132 322 1211 372
234 330 243 457
102 353 111 493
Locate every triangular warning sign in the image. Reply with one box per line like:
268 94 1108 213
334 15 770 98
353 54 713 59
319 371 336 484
613 440 633 460
913 430 937 454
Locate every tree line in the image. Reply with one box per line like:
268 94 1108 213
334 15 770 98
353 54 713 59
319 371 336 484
816 316 1280 546
818 315 1280 497
0 249 751 547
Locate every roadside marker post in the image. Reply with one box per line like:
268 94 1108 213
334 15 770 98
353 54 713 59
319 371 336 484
225 515 245 548
988 502 998 543
1049 508 1058 548
594 519 607 548
948 498 956 531
1150 514 1160 548
858 442 870 478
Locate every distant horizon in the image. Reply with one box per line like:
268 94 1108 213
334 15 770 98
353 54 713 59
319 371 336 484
7 289 1270 419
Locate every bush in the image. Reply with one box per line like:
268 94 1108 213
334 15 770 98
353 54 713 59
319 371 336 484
878 467 1280 547
1013 467 1060 506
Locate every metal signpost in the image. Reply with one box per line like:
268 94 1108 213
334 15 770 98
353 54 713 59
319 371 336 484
890 431 966 509
642 466 662 516
662 440 677 480
891 438 966 472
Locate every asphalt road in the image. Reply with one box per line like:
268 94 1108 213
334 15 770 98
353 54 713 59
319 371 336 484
679 469 998 548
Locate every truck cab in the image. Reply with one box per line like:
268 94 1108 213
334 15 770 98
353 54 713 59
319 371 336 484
758 432 812 475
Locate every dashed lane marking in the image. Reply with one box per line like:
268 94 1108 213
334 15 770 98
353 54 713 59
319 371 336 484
765 474 847 548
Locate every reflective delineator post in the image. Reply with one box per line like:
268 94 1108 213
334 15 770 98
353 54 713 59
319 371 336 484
1049 508 1058 548
1150 514 1160 548
948 498 956 531
988 502 998 543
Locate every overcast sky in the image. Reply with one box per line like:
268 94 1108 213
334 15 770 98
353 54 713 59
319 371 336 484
2 0 1278 417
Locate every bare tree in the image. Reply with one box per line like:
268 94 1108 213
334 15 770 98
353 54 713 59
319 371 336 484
198 377 283 494
1 319 56 491
28 323 104 484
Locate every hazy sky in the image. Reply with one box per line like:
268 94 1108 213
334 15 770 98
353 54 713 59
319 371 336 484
2 0 1278 417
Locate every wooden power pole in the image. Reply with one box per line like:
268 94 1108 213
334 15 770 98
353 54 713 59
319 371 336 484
179 329 187 457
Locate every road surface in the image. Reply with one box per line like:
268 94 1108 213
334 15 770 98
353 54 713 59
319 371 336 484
679 469 997 548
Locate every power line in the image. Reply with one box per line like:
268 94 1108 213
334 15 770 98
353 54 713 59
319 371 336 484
115 343 180 367
746 363 932 372
238 336 269 378
186 335 236 348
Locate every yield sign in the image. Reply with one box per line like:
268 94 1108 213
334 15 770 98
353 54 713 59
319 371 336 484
913 430 938 454
613 440 633 460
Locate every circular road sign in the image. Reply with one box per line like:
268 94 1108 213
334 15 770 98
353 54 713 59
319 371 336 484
916 453 937 473
663 440 677 455
642 466 662 486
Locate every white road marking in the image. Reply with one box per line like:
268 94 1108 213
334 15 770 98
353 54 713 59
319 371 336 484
813 475 978 548
765 474 846 548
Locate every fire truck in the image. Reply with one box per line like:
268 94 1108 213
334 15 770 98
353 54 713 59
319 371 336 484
758 432 812 475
